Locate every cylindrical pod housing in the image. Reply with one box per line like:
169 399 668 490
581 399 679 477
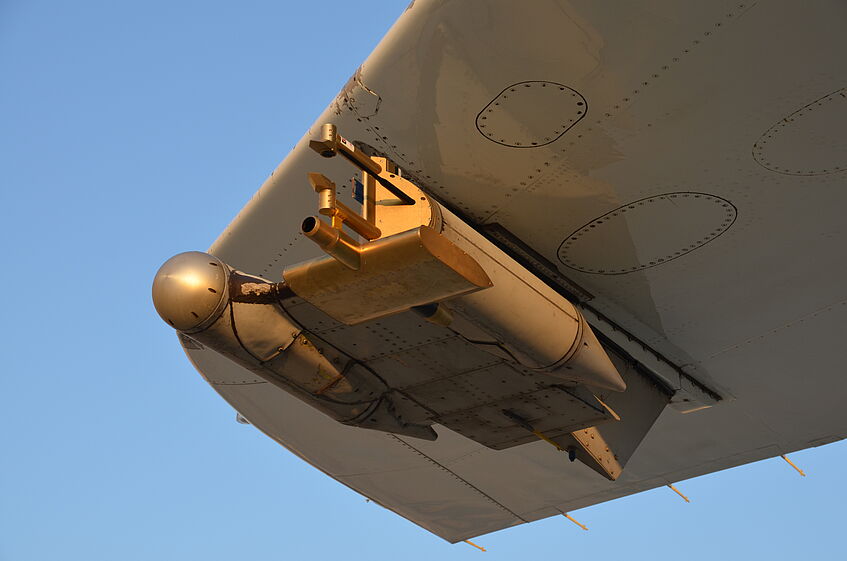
438 209 626 393
152 251 435 440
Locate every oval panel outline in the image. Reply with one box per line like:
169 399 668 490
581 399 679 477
557 192 738 275
475 80 588 148
752 87 847 176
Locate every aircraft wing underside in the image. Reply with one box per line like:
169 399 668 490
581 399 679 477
177 0 846 542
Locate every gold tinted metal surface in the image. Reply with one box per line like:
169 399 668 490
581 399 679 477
308 172 382 241
151 251 228 332
667 484 690 503
563 514 588 531
302 216 362 270
368 156 439 238
567 427 623 480
309 123 415 204
781 454 806 476
285 226 492 324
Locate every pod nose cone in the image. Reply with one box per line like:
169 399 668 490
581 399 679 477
152 251 228 332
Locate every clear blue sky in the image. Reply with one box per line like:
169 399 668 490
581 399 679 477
1 2 844 560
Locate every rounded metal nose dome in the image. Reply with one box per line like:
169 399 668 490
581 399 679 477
152 251 228 332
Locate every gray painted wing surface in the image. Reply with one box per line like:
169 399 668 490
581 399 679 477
187 0 847 542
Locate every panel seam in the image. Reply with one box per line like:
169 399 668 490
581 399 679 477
388 434 528 522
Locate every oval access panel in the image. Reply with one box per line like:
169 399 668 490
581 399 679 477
558 193 737 274
753 88 847 175
476 81 586 148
